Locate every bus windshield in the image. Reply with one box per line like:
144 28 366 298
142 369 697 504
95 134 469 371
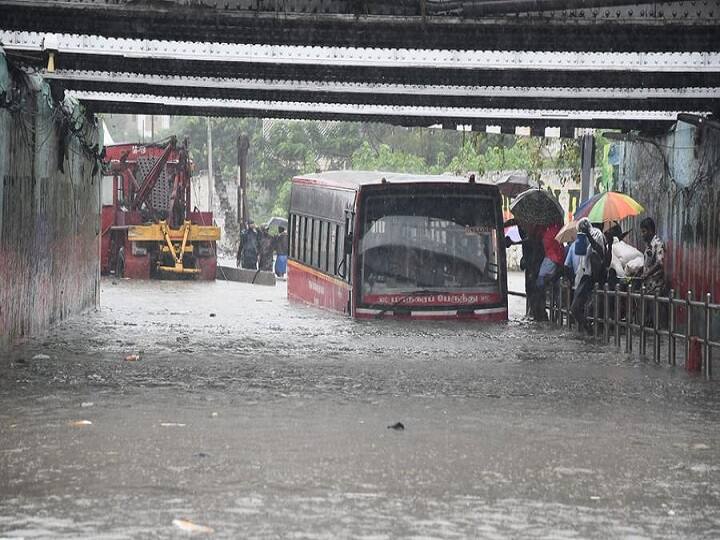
359 192 501 306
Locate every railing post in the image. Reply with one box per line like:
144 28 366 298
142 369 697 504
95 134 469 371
557 281 563 326
668 289 676 366
686 290 693 370
603 283 610 344
615 283 621 348
593 283 599 340
566 283 572 329
705 293 712 380
653 290 660 364
639 286 646 356
626 285 633 353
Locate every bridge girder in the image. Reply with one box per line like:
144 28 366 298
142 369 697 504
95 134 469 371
1 3 718 130
1 0 719 51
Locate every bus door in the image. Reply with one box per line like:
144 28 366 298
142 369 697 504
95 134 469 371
340 207 355 283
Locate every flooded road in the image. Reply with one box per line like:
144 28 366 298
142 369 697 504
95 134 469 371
1 274 719 538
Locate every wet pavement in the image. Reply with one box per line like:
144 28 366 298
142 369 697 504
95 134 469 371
1 273 719 538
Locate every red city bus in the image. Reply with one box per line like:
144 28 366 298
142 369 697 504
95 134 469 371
287 171 508 320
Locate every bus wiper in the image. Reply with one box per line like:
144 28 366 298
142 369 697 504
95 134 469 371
374 289 444 319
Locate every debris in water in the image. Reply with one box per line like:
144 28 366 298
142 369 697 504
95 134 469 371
210 412 219 418
692 443 710 450
32 354 50 360
209 313 216 317
161 422 186 427
194 452 210 458
172 518 214 534
590 496 600 501
71 420 93 427
387 422 405 431
81 402 94 408
667 510 676 516
124 354 141 362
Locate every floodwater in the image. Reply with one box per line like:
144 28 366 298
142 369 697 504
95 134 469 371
1 273 719 539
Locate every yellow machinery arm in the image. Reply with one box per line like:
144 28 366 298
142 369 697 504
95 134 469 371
127 220 221 274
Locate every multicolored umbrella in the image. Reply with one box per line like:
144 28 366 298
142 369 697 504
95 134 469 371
574 192 644 223
509 188 564 226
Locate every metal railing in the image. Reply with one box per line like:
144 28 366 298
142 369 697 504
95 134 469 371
548 281 718 380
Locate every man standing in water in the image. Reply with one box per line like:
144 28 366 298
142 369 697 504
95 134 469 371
273 226 289 278
237 220 260 270
258 225 275 272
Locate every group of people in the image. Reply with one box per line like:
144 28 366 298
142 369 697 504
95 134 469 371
236 220 289 278
509 216 666 331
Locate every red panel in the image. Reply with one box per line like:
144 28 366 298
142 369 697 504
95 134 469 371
100 206 115 274
196 253 217 281
116 210 143 226
362 292 502 307
355 310 508 321
287 261 350 314
122 239 150 279
189 211 214 226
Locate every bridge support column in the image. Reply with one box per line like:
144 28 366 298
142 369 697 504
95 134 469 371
580 133 596 203
0 51 100 346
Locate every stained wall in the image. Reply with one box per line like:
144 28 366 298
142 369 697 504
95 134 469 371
0 51 100 346
619 123 720 301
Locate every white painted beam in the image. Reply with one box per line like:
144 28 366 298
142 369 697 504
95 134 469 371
3 30 719 72
67 90 704 121
40 69 720 99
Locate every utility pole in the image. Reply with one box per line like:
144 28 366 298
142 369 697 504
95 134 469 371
580 133 596 203
207 117 213 212
237 134 250 227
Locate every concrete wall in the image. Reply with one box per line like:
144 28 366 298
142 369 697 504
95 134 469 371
0 51 100 346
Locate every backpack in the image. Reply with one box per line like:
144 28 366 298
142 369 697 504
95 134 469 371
574 233 588 256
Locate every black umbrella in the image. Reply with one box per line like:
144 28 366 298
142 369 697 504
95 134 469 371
264 216 288 230
496 172 536 198
509 188 564 226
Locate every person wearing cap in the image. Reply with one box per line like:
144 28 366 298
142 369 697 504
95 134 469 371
237 219 260 270
570 217 606 331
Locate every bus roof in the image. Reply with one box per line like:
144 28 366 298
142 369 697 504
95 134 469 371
292 171 494 190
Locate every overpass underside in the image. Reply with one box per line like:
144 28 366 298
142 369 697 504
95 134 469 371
1 0 718 132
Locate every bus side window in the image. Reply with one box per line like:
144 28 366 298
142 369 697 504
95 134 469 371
302 216 308 263
315 220 322 269
318 220 326 272
324 221 331 273
310 218 317 268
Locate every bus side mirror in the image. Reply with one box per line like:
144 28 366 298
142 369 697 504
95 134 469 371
344 233 353 254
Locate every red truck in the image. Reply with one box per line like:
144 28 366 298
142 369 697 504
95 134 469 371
100 137 220 280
